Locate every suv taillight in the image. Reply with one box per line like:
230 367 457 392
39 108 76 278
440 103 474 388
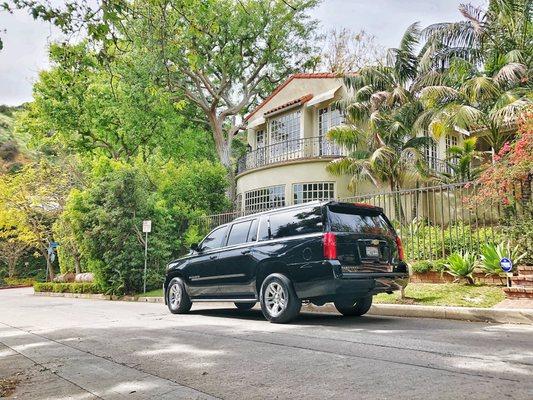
323 232 337 260
395 236 404 261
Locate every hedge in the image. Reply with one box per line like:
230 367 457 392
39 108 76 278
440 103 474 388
33 282 101 294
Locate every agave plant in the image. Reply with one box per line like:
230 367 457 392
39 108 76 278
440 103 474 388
480 241 527 276
444 251 478 284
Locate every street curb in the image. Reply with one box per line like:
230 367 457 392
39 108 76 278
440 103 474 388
34 291 164 303
303 303 533 325
33 291 533 324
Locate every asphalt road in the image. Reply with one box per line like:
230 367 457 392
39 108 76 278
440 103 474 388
1 288 532 400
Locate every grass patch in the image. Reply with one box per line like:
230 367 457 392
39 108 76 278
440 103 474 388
375 283 505 308
141 288 163 297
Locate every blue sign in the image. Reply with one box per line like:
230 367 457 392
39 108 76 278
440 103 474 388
500 257 513 273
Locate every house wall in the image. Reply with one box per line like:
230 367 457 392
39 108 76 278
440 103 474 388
236 159 379 207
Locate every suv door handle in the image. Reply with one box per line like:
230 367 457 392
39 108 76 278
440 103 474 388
209 255 218 260
241 249 252 255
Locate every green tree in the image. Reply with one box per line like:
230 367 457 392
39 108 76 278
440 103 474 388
0 160 76 280
421 0 532 74
442 137 484 182
61 157 228 294
419 58 531 155
16 43 214 163
4 0 320 199
326 24 431 195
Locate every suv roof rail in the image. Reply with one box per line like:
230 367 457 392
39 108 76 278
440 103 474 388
233 200 327 222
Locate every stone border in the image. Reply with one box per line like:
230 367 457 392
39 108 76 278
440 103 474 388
33 291 533 324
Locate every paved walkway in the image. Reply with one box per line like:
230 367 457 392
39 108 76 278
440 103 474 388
1 288 532 399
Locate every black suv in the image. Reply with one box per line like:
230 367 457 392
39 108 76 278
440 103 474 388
164 201 408 323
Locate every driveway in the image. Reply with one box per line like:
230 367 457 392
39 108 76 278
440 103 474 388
0 287 532 399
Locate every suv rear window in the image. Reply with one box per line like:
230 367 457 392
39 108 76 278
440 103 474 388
269 206 323 239
327 205 392 236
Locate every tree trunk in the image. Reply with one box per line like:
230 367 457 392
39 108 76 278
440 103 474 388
74 253 81 275
41 248 55 282
8 260 16 278
209 114 236 204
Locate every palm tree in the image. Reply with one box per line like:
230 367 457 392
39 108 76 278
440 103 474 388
441 137 484 182
418 58 531 156
326 23 432 221
420 0 532 75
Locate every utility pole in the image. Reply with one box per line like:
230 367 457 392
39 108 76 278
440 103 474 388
142 220 152 294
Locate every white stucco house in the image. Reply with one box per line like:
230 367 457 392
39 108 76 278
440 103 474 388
235 72 464 213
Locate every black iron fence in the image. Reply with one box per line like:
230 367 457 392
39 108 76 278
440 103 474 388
197 181 531 261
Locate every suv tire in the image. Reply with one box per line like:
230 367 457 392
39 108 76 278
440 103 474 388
260 273 301 323
167 277 192 314
235 302 256 310
334 296 373 316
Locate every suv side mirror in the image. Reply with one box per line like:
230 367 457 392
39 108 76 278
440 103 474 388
190 243 200 252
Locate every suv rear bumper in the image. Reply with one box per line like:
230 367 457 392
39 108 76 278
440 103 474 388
294 261 408 301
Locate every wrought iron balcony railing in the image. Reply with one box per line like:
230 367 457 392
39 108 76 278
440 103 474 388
237 136 349 174
236 136 453 176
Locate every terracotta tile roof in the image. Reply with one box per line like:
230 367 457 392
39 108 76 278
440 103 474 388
263 93 313 117
245 72 342 121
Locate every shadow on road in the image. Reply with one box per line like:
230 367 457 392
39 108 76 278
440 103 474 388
189 307 396 327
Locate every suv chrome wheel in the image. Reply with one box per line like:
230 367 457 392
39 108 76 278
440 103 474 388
260 274 301 323
166 277 192 314
265 282 287 317
169 282 182 309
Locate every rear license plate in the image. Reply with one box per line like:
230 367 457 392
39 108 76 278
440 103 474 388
366 246 380 258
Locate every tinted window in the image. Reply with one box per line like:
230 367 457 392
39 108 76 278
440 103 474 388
227 220 252 247
201 226 228 251
258 217 269 241
270 206 323 239
328 206 392 236
248 219 258 241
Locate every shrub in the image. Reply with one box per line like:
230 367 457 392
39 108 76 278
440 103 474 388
59 158 229 296
33 282 101 294
410 260 433 274
444 252 477 284
480 242 527 276
501 206 533 265
3 277 35 287
0 140 18 161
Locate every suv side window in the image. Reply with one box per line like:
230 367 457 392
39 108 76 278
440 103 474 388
269 206 323 239
226 220 253 247
247 219 258 241
257 217 270 241
200 226 228 251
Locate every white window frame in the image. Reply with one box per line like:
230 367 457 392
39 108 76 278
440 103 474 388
317 105 344 156
292 182 335 205
268 110 301 161
244 185 286 213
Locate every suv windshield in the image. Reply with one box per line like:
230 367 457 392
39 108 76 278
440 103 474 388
327 205 392 236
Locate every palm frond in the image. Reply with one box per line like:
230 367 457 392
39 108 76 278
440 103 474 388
326 125 365 150
494 62 527 86
370 91 391 110
491 97 532 125
461 76 500 103
419 85 460 108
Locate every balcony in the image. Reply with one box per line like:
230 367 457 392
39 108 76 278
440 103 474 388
237 136 349 175
236 137 453 176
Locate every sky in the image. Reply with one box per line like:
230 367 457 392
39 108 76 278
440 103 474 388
0 0 468 106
